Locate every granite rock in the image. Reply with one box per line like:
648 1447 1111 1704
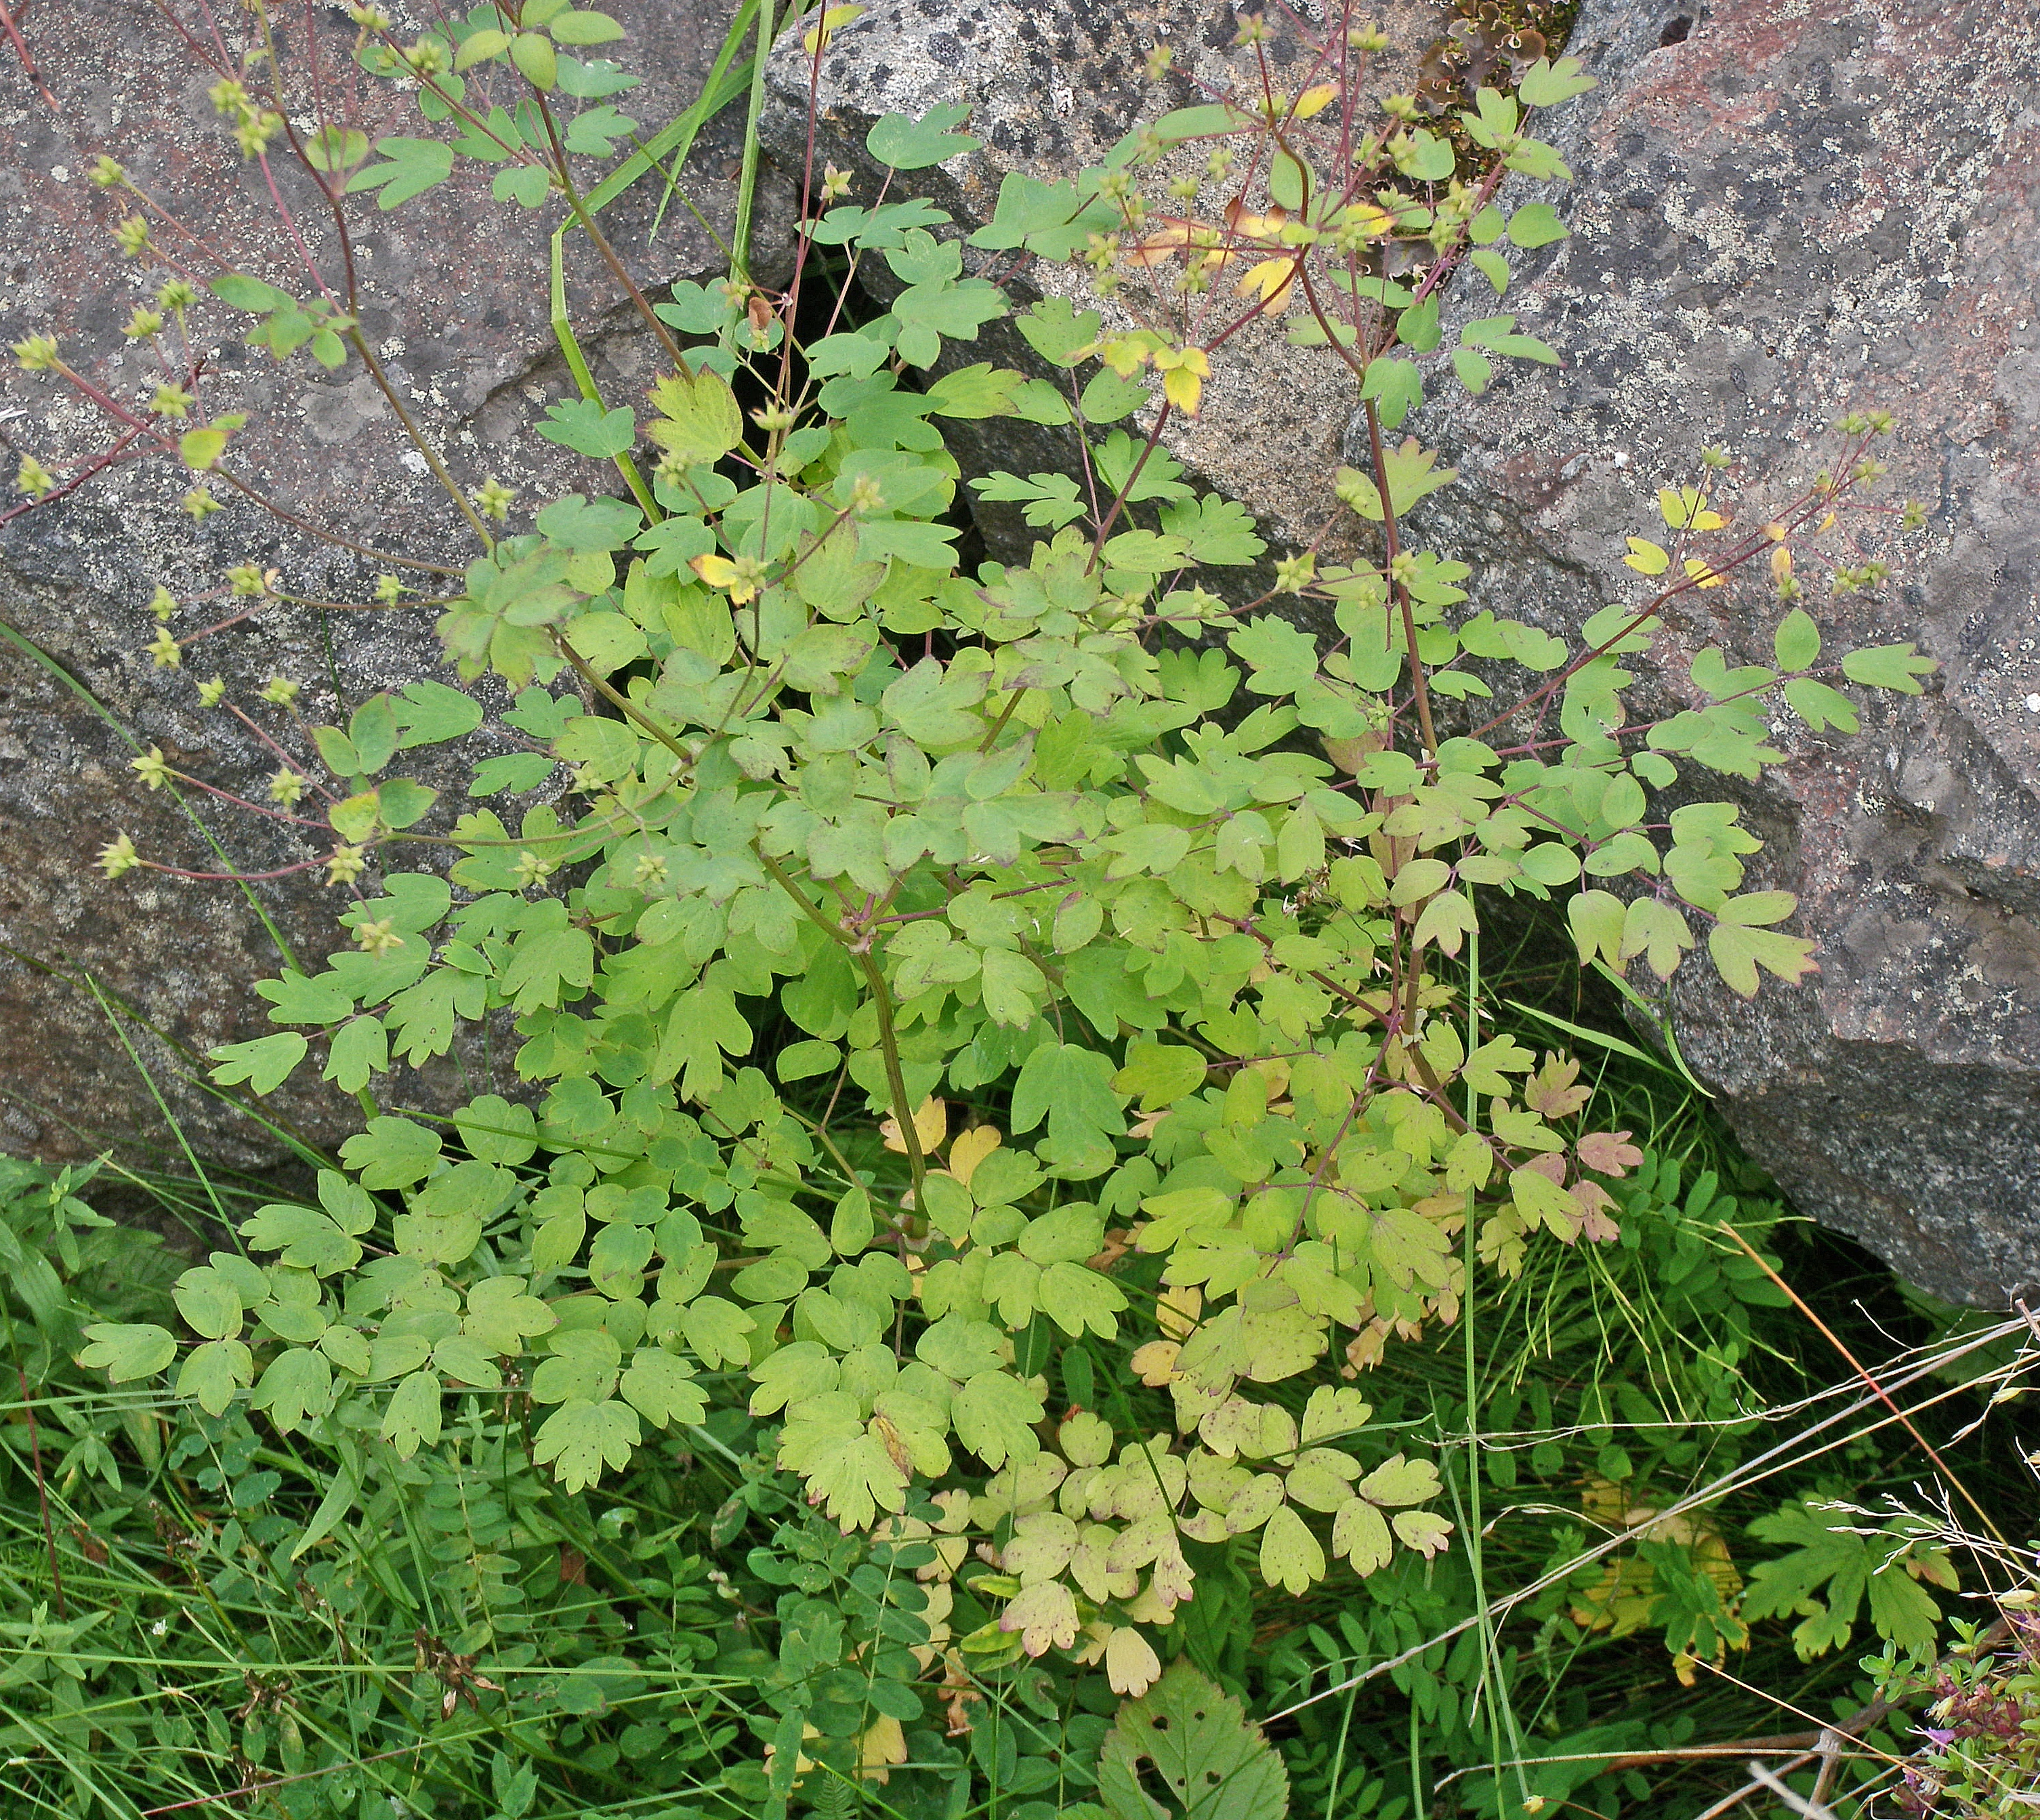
1396 0 2040 1307
0 0 788 1167
758 0 1450 585
757 0 2040 1304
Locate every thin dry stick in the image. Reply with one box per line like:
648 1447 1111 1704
1262 1317 2024 1724
1717 1222 2009 1546
1746 1759 1842 1820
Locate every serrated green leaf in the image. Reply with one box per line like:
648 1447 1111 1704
534 1397 639 1491
1098 1661 1289 1820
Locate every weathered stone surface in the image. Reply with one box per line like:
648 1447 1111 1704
760 0 2040 1304
1395 0 2040 1307
0 1 787 1166
759 0 1449 584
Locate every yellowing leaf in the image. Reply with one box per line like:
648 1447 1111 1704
1000 1579 1079 1655
946 1123 1001 1187
1293 83 1338 119
646 368 742 465
1104 1624 1163 1695
1392 1508 1453 1557
690 552 759 604
1683 556 1726 589
804 2 865 53
1259 1503 1326 1594
1623 536 1669 576
1657 485 1725 530
883 1094 948 1157
1234 255 1299 312
180 427 228 470
1333 1495 1393 1572
1156 1283 1202 1341
1129 1340 1182 1384
1154 343 1212 413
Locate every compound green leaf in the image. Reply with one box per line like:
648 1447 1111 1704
1258 1503 1325 1594
534 1397 640 1492
80 1323 176 1384
953 1369 1044 1469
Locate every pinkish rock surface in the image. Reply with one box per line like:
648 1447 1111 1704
0 1 783 1168
763 0 2039 1304
1404 0 2040 1306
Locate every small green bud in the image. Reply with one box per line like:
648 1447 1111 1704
1388 551 1421 587
157 279 197 312
148 586 178 622
1700 443 1732 470
472 476 514 522
848 474 887 515
260 676 301 707
196 675 227 707
150 382 194 418
146 627 182 669
124 306 165 339
631 852 669 889
15 454 56 497
326 844 369 886
182 487 222 520
89 155 127 188
404 38 448 77
12 334 60 371
1233 11 1270 46
1900 499 1927 531
268 767 306 807
348 5 392 28
819 165 853 203
228 563 268 597
374 573 405 604
115 215 151 257
514 849 558 890
131 747 174 791
233 112 285 159
1144 43 1175 80
1349 22 1390 51
354 916 402 955
97 833 142 880
1274 551 1317 594
751 405 796 434
209 77 251 117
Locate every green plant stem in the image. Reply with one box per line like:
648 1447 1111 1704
547 227 658 520
732 0 778 283
751 847 928 1201
344 329 495 550
538 103 694 378
1362 396 1438 763
551 635 695 770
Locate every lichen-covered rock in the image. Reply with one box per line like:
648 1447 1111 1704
757 0 1449 581
0 0 789 1166
760 0 2040 1304
1396 0 2040 1307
